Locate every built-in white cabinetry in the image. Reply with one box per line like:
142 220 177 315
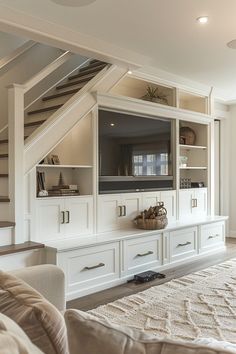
98 190 176 233
97 193 142 232
169 227 198 263
179 188 207 219
122 234 162 276
199 221 225 253
36 196 93 241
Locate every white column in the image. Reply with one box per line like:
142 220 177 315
8 84 25 244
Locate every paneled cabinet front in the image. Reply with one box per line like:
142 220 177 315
122 234 162 276
179 188 207 219
97 193 142 232
36 196 93 241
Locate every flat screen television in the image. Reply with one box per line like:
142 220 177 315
99 110 174 193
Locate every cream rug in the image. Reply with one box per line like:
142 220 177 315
89 259 236 344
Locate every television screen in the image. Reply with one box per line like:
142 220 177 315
99 110 173 179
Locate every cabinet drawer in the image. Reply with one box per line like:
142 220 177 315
58 242 120 296
123 234 162 275
170 227 197 262
200 222 225 252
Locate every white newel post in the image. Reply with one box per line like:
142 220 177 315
8 84 25 244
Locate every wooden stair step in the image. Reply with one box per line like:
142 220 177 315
42 88 81 101
90 59 103 65
0 196 10 202
0 154 8 159
27 104 63 116
80 61 106 72
56 76 92 90
0 174 8 177
0 241 44 257
24 120 46 128
68 67 104 81
0 221 15 229
70 64 106 79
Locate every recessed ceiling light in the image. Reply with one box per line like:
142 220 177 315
51 0 96 7
227 39 236 49
128 70 132 75
110 123 115 127
196 16 209 24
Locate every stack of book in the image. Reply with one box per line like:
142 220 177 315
48 185 79 197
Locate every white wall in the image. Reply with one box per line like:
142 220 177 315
0 43 63 130
229 104 236 236
0 31 27 60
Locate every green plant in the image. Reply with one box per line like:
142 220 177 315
143 85 168 104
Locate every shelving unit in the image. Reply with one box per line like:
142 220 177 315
179 120 208 189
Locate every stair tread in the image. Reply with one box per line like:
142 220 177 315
42 88 81 101
80 61 106 72
0 174 8 177
0 221 15 228
0 154 8 158
68 64 106 81
56 76 93 90
0 241 44 256
24 120 46 128
27 104 63 115
0 196 10 202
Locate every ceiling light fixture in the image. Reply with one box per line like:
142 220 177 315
51 0 96 7
196 16 209 24
128 70 132 75
110 123 115 127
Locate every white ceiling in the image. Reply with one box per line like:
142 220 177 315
0 0 236 101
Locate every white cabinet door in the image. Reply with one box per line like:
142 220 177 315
120 193 142 228
65 197 93 237
142 192 161 210
36 198 65 241
97 194 122 232
179 190 194 219
160 190 176 223
193 188 207 217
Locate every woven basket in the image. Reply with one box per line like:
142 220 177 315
134 215 168 230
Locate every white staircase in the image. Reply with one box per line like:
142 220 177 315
0 44 128 244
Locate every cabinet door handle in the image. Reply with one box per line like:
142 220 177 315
66 211 70 224
137 251 154 257
84 262 105 270
208 234 220 239
191 199 195 208
61 211 65 224
122 205 126 216
195 198 198 207
177 241 191 247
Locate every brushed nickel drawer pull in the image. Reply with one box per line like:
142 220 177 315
61 211 65 224
208 234 220 239
84 263 105 270
177 241 191 247
137 251 154 257
118 206 122 217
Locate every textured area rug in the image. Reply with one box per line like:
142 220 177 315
89 259 236 343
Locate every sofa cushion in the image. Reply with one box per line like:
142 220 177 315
65 309 234 354
0 270 68 354
0 312 44 354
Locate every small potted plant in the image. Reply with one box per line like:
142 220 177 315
141 85 168 105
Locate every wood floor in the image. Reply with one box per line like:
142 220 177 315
67 237 236 311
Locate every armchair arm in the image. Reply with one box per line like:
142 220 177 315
10 264 66 312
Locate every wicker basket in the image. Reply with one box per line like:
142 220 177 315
134 215 168 230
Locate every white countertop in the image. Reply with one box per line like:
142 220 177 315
44 215 228 252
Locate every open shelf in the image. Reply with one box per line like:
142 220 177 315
179 167 207 170
179 144 207 150
37 164 93 169
178 90 208 114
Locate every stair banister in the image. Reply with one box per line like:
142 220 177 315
23 51 74 93
8 84 25 244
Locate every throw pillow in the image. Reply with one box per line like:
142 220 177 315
0 270 68 354
65 309 234 354
0 312 44 354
